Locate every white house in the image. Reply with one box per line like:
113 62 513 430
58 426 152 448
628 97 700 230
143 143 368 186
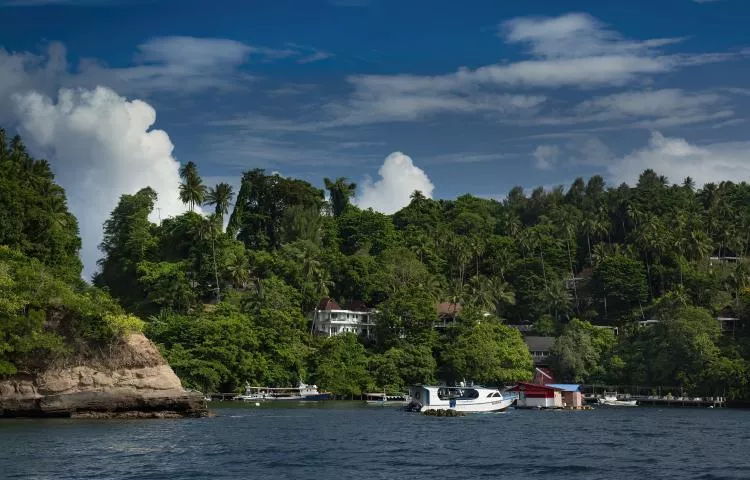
311 298 376 338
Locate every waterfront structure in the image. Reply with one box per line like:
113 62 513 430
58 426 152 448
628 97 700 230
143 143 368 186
512 382 563 409
235 382 332 401
547 384 583 407
310 297 376 338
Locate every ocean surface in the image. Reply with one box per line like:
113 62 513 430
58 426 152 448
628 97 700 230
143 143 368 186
1 402 749 480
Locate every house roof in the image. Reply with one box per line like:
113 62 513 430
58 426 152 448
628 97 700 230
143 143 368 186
524 336 555 352
316 297 341 311
437 302 461 316
546 384 580 392
511 382 562 392
342 300 370 312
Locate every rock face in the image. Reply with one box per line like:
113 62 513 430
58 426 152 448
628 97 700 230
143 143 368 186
0 333 207 418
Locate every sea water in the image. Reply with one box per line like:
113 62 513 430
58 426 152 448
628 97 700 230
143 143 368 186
1 402 749 479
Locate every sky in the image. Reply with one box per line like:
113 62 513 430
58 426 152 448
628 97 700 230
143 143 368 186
1 0 749 278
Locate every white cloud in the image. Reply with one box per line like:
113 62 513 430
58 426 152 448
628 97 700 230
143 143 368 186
501 13 685 60
355 152 434 214
532 145 560 170
12 86 188 279
573 88 733 128
77 36 271 94
608 131 750 188
326 13 741 127
577 89 723 118
568 137 614 166
0 37 329 100
331 81 546 125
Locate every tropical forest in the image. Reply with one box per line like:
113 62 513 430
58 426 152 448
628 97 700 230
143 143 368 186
2 128 750 400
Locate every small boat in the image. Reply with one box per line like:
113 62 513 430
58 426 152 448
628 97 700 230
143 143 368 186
363 392 410 406
234 382 332 401
598 392 638 407
405 385 516 413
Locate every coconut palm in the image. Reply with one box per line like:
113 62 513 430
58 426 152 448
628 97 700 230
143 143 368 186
204 183 235 229
544 280 572 323
179 161 207 212
196 214 222 301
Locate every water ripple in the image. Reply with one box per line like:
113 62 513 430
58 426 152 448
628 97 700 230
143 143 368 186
1 404 750 479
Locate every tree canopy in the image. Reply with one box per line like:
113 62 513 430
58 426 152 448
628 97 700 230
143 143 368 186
5 128 750 399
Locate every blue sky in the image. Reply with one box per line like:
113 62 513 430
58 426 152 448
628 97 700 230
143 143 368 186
1 0 749 276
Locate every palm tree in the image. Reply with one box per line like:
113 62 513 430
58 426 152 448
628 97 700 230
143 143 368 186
226 251 251 289
544 280 572 323
196 214 222 301
324 177 357 217
470 235 485 277
419 275 444 304
204 183 235 229
554 206 581 312
446 278 468 309
179 161 207 212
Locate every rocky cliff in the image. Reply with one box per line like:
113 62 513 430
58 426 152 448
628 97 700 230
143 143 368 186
0 333 207 418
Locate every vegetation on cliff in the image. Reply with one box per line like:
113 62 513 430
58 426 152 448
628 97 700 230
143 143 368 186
0 131 142 377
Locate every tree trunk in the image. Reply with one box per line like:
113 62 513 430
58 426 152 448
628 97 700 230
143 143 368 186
566 238 579 314
211 231 221 302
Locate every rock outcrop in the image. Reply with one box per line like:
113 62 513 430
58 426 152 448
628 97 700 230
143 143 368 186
0 333 207 418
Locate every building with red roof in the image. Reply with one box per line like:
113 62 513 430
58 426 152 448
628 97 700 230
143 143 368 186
311 297 376 338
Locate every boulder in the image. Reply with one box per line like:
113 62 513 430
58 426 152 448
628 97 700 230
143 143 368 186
0 333 207 418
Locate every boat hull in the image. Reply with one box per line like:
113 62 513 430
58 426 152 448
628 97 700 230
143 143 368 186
419 397 515 413
599 400 638 407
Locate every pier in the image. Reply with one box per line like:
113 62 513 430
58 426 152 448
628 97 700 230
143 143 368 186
580 384 726 407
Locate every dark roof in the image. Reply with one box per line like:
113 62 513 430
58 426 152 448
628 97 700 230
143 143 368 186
342 300 370 312
524 336 555 352
316 297 341 311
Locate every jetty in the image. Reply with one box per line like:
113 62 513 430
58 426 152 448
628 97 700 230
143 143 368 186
580 385 726 407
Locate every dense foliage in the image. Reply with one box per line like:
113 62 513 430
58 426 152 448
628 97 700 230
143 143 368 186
92 158 750 398
0 130 148 377
4 128 750 399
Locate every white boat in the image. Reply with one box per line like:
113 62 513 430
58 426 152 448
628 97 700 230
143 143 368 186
234 382 332 401
406 385 516 413
363 392 410 406
598 392 638 407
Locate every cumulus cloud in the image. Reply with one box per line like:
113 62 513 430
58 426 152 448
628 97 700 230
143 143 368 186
532 145 560 170
355 152 434 214
12 86 187 279
608 131 750 188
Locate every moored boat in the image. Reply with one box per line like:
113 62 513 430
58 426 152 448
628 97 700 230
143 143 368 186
598 392 638 407
234 382 332 401
405 385 516 413
363 392 410 406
